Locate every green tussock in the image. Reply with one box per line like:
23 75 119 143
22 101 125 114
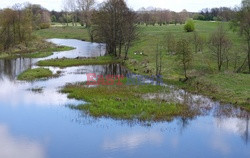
62 83 197 121
17 68 53 81
37 56 122 67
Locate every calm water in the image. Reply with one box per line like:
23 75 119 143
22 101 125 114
0 39 249 158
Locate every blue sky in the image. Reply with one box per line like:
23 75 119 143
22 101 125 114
0 0 242 12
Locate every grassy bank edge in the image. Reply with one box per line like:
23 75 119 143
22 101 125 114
61 83 198 121
37 56 122 67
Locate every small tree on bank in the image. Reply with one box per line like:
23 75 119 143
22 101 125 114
193 31 205 53
209 25 232 71
176 38 193 81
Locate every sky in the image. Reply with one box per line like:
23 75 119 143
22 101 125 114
0 0 243 12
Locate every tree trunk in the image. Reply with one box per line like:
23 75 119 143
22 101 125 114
248 39 250 73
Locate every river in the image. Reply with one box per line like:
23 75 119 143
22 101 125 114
0 39 249 158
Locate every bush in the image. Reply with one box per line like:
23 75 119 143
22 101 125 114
40 23 50 29
184 20 195 32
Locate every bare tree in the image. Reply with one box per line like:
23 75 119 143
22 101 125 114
92 0 137 59
209 25 232 71
77 0 95 27
155 44 163 76
164 32 176 54
176 38 193 81
193 31 205 53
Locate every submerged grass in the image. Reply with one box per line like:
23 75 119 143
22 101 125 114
17 68 53 81
37 56 122 67
62 83 197 121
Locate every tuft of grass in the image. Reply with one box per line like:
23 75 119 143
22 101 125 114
37 56 122 67
62 83 198 121
17 68 53 81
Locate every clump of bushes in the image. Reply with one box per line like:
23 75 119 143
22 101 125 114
40 23 50 29
184 20 195 32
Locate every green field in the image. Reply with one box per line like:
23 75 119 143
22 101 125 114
125 21 250 109
34 25 90 41
35 21 250 109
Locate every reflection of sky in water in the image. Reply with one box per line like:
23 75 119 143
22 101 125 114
0 39 249 158
0 124 45 158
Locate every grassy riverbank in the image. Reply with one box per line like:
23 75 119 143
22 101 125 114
62 83 198 121
0 39 74 59
35 20 250 109
125 21 250 109
37 56 121 67
17 68 53 81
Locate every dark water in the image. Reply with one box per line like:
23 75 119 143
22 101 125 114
0 39 249 158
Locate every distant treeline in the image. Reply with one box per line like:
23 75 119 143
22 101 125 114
49 8 190 26
193 7 236 21
48 7 236 26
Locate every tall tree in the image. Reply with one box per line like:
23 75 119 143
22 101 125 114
232 0 250 73
92 0 137 59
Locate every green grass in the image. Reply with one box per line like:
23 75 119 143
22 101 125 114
62 83 197 121
33 20 250 109
124 21 250 108
37 56 122 67
186 73 250 110
22 46 75 58
17 68 53 81
34 26 90 41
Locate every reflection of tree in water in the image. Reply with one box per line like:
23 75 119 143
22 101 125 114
242 115 249 144
178 117 192 134
0 58 32 80
103 64 128 76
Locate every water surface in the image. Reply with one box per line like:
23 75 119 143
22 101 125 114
0 39 249 158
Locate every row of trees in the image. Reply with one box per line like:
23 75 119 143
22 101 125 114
136 8 190 25
61 0 95 27
52 4 190 27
